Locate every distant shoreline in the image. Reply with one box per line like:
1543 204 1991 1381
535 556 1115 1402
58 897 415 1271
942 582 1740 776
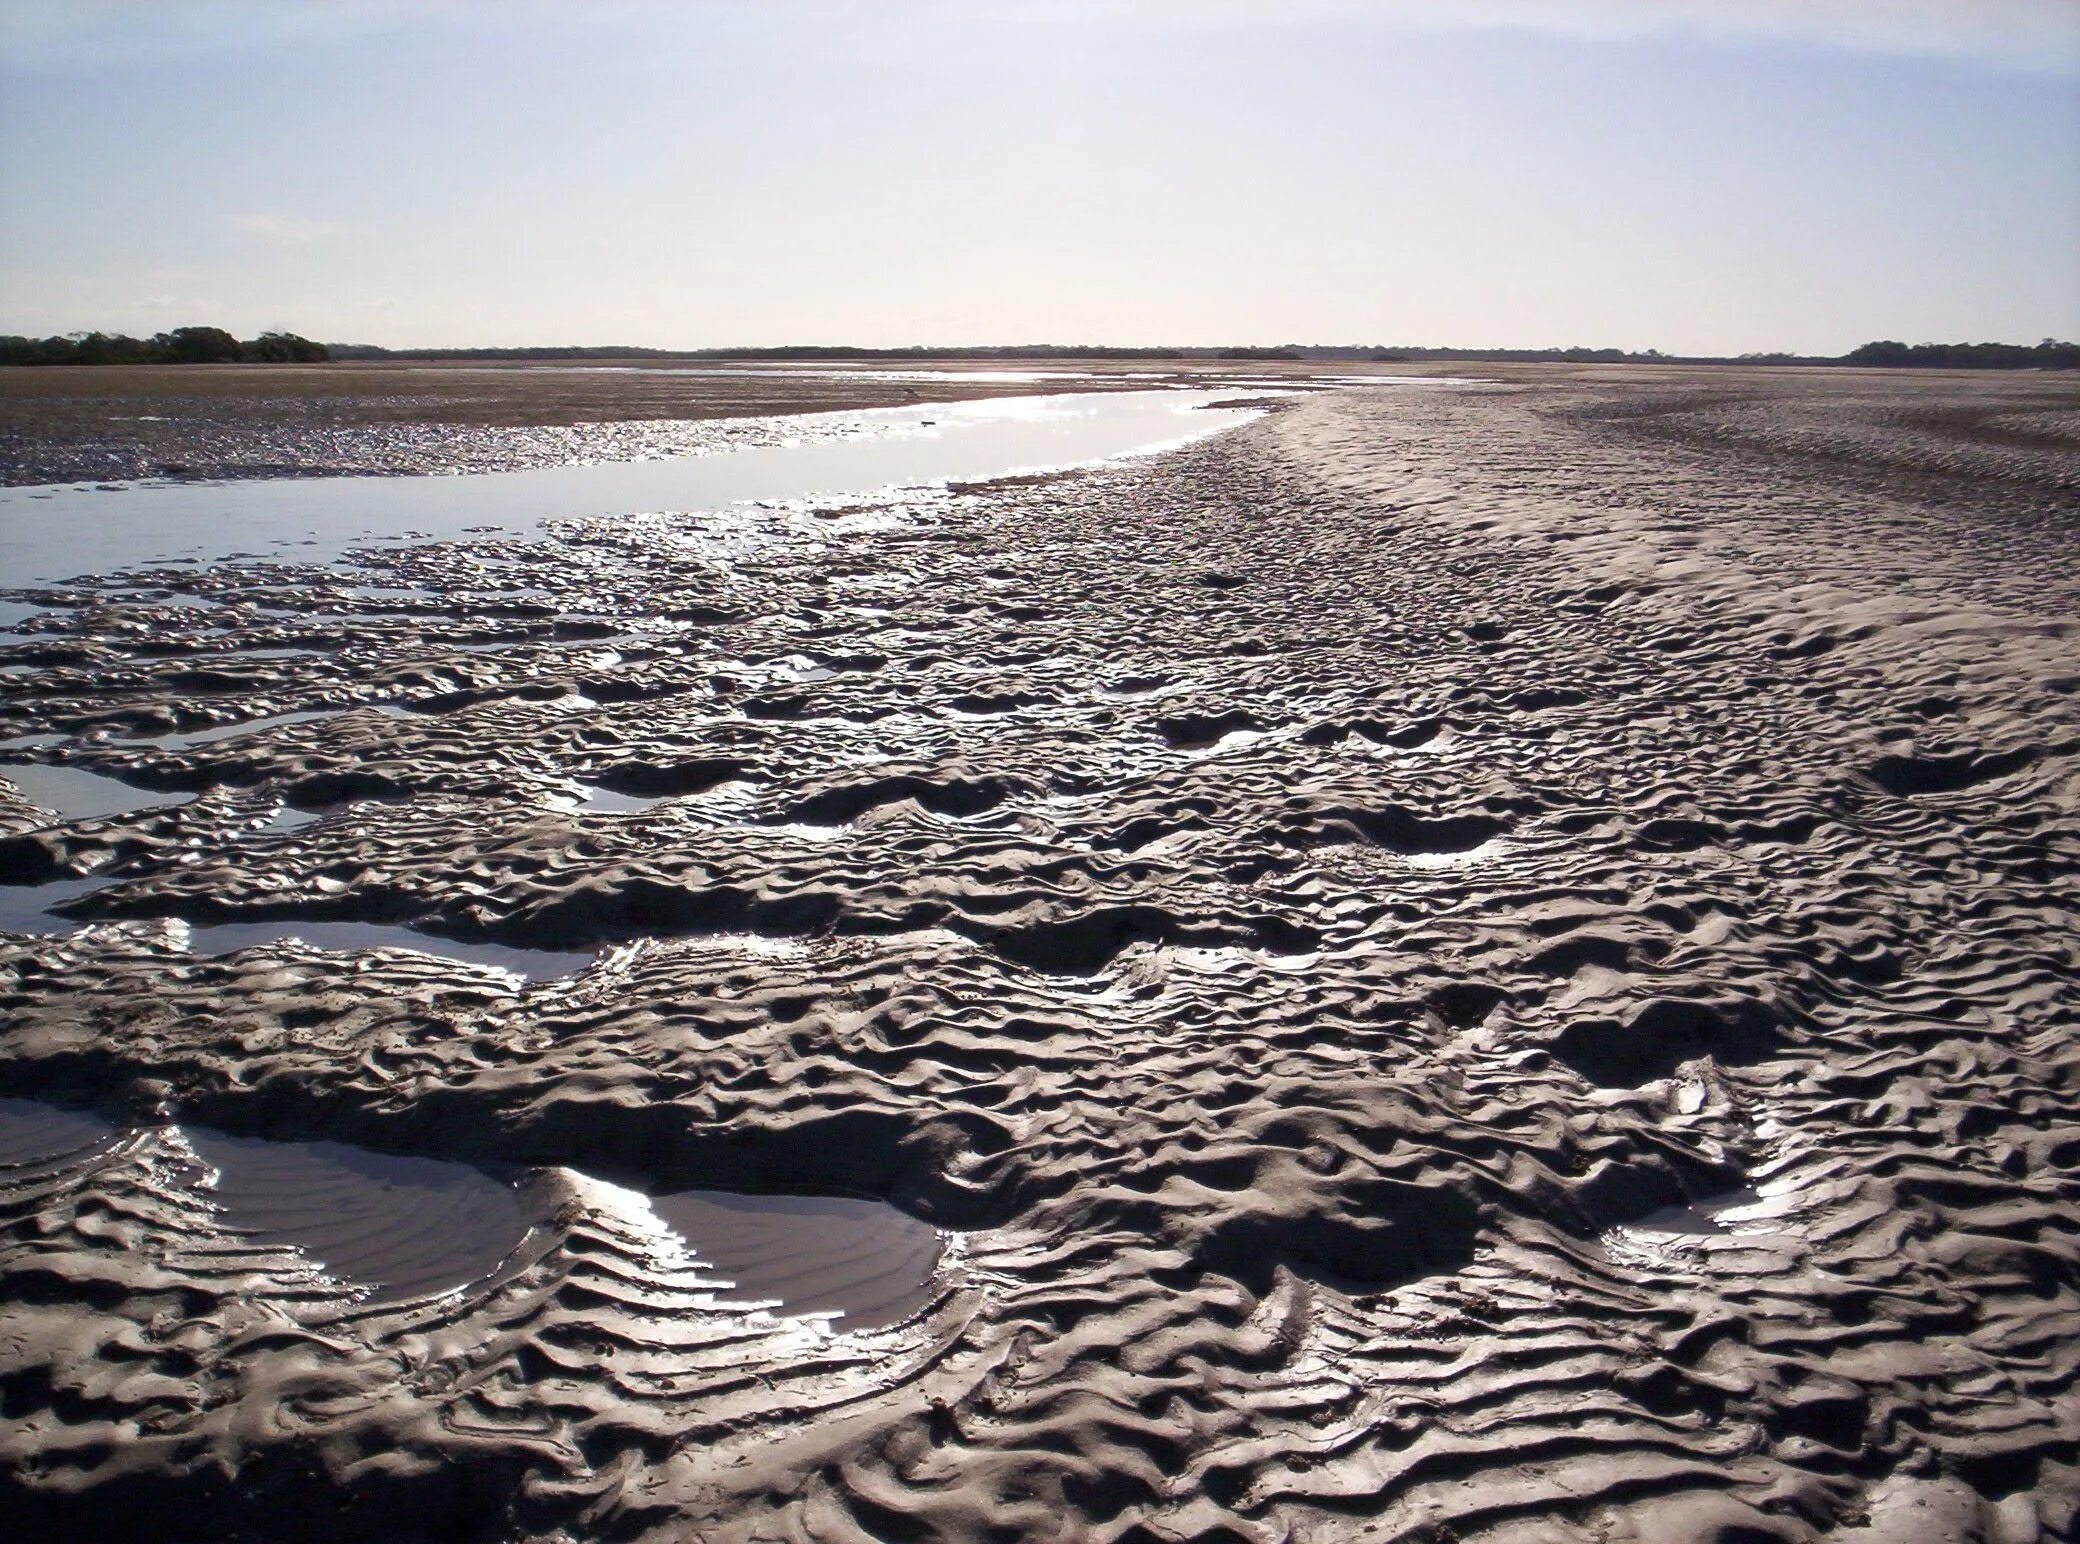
5 337 2075 371
5 354 2075 489
324 340 2079 371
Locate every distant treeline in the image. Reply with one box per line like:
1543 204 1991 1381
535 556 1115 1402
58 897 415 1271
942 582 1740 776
329 339 2080 370
1839 338 2080 370
320 341 1693 364
0 327 329 365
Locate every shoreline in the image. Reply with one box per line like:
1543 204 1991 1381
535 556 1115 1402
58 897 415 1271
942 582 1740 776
0 356 1384 487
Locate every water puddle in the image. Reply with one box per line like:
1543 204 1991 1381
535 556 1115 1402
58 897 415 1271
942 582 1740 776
242 804 324 835
0 390 1268 584
1606 1186 1805 1263
556 784 672 814
0 1096 114 1165
126 708 342 751
187 919 598 980
212 645 315 661
1190 729 1272 758
1393 838 1513 870
589 364 1139 384
181 1127 530 1305
0 762 194 822
1622 1189 1765 1237
0 884 592 978
0 874 111 934
648 1188 944 1329
0 1096 941 1322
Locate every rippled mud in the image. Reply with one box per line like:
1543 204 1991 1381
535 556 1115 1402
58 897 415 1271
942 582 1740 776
2 372 2078 1541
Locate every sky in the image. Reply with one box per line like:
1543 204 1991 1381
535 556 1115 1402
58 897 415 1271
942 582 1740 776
1 0 2076 354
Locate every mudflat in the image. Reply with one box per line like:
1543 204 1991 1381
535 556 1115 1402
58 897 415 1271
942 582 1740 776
0 356 1414 485
2 365 2077 1541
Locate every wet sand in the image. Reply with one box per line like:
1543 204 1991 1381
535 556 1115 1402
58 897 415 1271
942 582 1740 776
2 366 2077 1540
0 355 1425 486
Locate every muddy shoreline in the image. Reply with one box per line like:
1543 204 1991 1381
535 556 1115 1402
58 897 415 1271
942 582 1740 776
2 369 2077 1541
0 356 1391 486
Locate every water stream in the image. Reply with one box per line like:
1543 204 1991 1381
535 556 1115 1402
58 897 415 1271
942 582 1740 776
0 389 1268 585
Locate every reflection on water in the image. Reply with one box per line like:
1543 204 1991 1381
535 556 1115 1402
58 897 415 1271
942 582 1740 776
0 762 193 821
188 919 598 980
0 874 110 934
242 804 323 835
183 1126 530 1304
0 1096 114 1165
649 1186 944 1329
125 708 342 751
589 365 1140 380
558 783 672 813
0 867 597 977
0 389 1267 584
0 1096 943 1322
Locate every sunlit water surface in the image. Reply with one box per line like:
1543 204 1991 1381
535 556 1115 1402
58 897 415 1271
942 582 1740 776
0 389 1267 585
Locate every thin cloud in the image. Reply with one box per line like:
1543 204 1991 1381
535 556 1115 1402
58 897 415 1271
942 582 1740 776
227 212 347 245
1377 0 2080 71
11 2 2075 73
0 1 440 67
996 0 2080 73
136 293 224 313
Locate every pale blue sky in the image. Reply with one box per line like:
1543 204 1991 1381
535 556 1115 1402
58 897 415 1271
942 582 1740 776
2 0 2075 353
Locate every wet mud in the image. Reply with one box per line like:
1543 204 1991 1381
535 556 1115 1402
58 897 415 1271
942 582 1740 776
2 370 2077 1541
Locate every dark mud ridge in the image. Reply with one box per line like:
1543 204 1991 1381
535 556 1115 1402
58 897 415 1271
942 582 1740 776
2 372 2078 1541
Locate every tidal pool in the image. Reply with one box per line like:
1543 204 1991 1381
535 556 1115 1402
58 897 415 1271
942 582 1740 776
0 874 111 933
649 1186 945 1329
182 1126 531 1304
0 1096 114 1165
0 1097 943 1322
187 919 600 980
0 762 193 821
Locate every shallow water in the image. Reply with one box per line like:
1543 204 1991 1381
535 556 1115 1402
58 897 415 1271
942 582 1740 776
0 390 1266 584
0 1096 940 1320
1619 1188 1769 1237
562 784 672 813
182 1127 531 1304
649 1187 944 1328
188 919 599 980
242 804 324 835
124 707 342 751
0 1096 114 1165
0 762 193 821
0 874 110 933
568 365 1157 384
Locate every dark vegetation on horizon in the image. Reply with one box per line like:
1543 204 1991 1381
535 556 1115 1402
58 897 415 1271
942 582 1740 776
3 328 2074 371
1836 339 2080 370
0 327 329 366
324 337 2080 370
